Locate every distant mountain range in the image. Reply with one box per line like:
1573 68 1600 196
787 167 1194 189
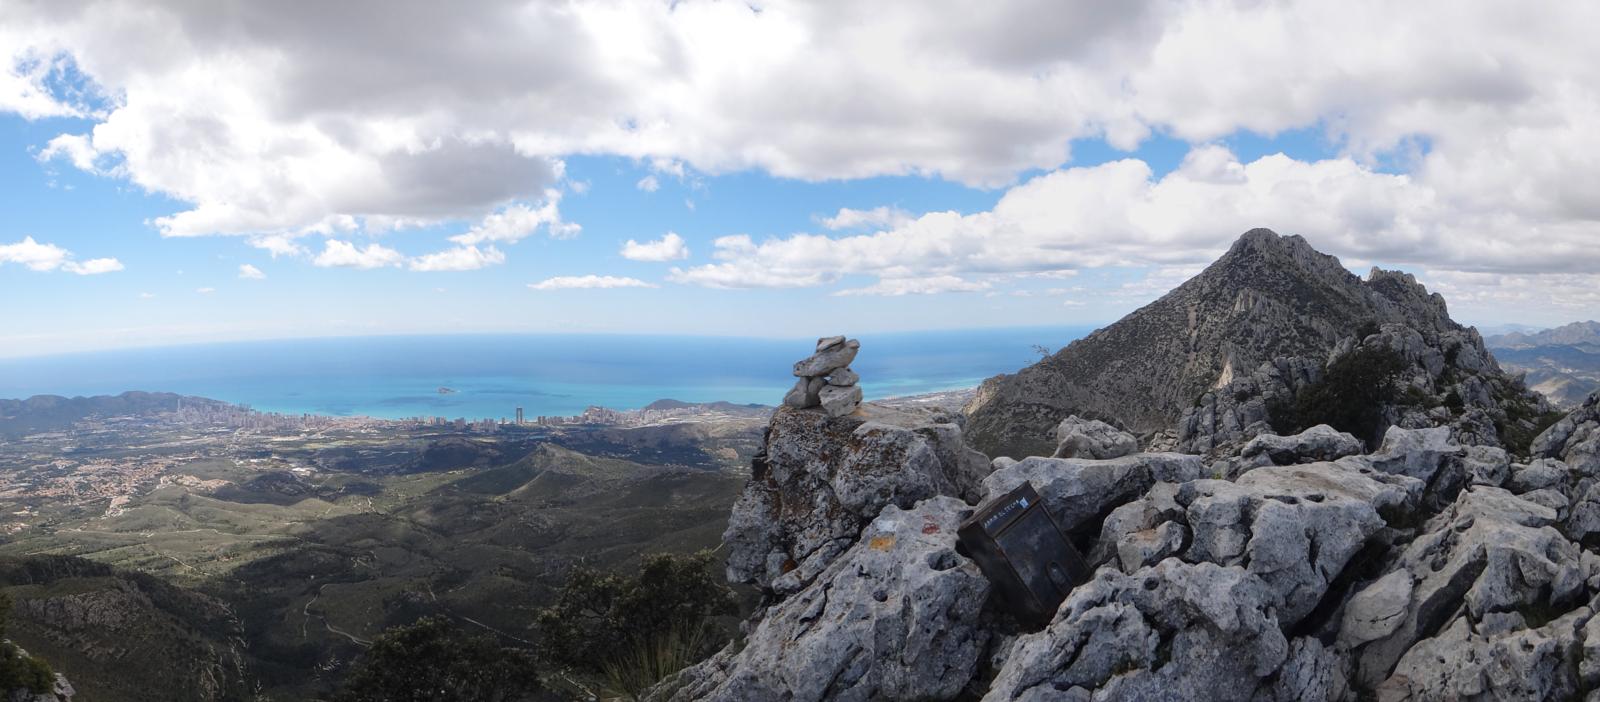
1486 321 1600 409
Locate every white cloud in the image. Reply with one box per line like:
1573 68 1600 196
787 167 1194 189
409 245 506 272
2 0 1600 315
636 175 660 192
238 263 266 279
821 206 913 231
834 275 991 296
0 236 122 275
139 292 155 299
312 240 405 269
449 194 577 245
195 287 215 294
63 258 124 275
667 145 1600 310
620 232 690 262
528 275 658 290
249 234 308 258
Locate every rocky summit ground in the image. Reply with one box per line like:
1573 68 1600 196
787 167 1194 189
653 389 1600 701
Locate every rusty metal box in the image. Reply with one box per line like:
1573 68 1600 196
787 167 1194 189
957 482 1088 625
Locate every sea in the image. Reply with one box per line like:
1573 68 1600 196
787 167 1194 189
0 327 1092 420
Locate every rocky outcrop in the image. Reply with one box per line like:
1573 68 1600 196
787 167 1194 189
724 403 991 596
966 229 1481 458
1050 416 1137 459
1180 321 1550 457
668 352 1600 702
652 497 989 702
983 559 1292 701
1534 389 1600 472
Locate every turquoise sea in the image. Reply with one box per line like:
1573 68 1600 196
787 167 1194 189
0 327 1091 420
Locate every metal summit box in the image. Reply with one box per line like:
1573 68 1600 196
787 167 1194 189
957 482 1089 625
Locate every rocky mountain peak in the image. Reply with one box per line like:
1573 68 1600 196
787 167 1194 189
964 228 1517 459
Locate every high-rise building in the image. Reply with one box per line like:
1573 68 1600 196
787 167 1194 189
515 406 524 424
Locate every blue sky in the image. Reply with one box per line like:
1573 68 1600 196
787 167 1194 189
3 1 1597 358
0 111 1337 356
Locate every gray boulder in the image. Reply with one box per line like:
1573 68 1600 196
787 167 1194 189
654 497 989 702
1533 389 1600 473
1376 611 1585 701
783 376 826 409
819 384 863 417
1051 416 1138 459
1180 461 1404 625
1241 424 1365 465
795 338 860 377
1348 485 1587 688
829 367 860 387
983 559 1289 702
1508 457 1570 494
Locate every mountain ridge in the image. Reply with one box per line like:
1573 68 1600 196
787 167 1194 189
964 228 1471 458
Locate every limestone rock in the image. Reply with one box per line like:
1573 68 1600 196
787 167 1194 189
1181 462 1399 625
1339 570 1413 647
1241 424 1365 465
795 338 860 377
656 497 989 702
1349 486 1586 688
783 376 827 409
1533 389 1600 473
983 560 1289 702
819 384 863 417
1376 611 1585 701
1050 415 1138 459
816 335 846 351
724 405 991 595
1508 457 1569 494
829 367 860 387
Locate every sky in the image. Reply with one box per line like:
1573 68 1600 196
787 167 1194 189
2 0 1598 358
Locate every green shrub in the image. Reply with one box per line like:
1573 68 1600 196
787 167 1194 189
334 616 542 702
1443 390 1465 412
1270 345 1409 447
535 550 735 692
600 622 711 701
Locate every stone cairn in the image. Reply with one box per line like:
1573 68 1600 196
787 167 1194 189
783 335 862 417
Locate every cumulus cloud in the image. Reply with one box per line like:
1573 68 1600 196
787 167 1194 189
0 236 122 275
636 175 660 192
620 232 690 262
667 145 1600 304
821 206 914 231
528 275 658 290
448 194 577 246
409 245 506 272
238 263 265 279
312 240 405 269
3 0 1600 313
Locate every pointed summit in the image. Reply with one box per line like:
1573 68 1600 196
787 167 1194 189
965 229 1479 458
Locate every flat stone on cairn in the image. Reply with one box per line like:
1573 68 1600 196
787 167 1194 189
785 335 864 417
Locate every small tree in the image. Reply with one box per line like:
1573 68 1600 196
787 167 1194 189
535 551 736 698
1271 345 1409 447
335 616 542 702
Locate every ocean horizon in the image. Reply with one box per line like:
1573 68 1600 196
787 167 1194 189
0 327 1092 420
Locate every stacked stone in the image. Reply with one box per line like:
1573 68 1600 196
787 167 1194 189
783 335 862 417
